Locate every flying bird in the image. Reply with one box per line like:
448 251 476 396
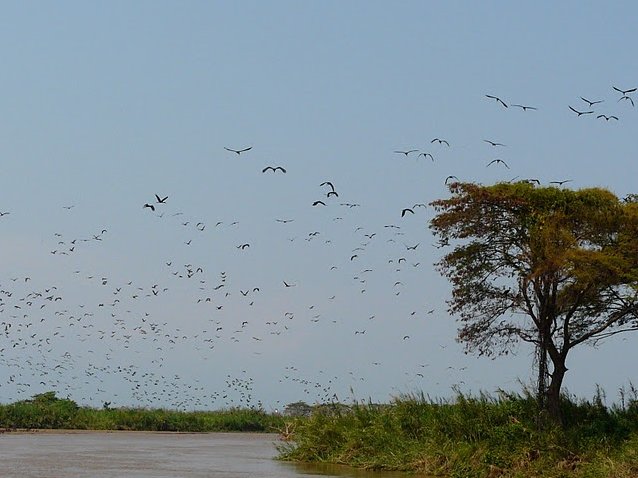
143 203 155 211
445 175 459 185
618 95 635 107
484 139 505 147
511 104 537 111
262 166 286 173
394 149 418 156
312 200 326 207
487 159 510 169
401 208 415 217
224 146 252 155
569 106 594 116
155 194 168 204
320 181 335 191
485 94 508 108
418 152 434 161
597 114 619 121
613 86 637 95
549 179 572 186
581 97 604 107
431 138 450 146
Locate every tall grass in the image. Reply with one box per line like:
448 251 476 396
0 392 284 432
278 388 638 477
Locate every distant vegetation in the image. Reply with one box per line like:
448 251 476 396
0 392 284 432
278 389 638 478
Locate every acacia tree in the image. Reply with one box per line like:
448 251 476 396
430 182 638 422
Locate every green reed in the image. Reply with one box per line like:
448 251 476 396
277 388 638 478
0 392 284 432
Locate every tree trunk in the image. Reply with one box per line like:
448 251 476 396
536 334 548 410
545 358 567 424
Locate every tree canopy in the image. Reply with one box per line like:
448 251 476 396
430 182 638 421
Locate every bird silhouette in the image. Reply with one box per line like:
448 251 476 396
618 95 635 107
224 146 252 155
613 86 637 95
487 159 510 169
394 149 418 156
597 114 619 121
485 94 508 108
581 97 604 107
484 139 505 147
262 166 286 173
569 106 594 116
511 104 537 111
155 194 168 204
445 175 459 185
431 138 450 146
549 179 572 186
418 152 434 161
143 204 155 211
312 200 326 206
401 208 415 217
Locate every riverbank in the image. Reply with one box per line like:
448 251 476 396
0 392 284 433
277 390 638 478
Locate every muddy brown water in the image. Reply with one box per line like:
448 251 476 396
0 431 431 477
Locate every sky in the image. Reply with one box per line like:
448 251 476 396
0 1 637 410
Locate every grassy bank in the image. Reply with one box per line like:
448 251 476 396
277 390 638 478
0 392 284 432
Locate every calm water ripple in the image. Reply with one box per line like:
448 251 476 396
0 431 431 478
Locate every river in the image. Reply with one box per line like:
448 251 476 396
0 431 429 477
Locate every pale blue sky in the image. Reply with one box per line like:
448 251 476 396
1 1 636 409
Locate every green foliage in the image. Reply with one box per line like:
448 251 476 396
0 392 284 432
0 392 80 429
429 183 638 422
278 391 638 477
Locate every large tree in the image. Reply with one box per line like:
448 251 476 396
430 182 638 422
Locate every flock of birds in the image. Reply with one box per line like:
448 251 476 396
0 85 634 411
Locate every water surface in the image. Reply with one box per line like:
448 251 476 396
0 431 429 477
